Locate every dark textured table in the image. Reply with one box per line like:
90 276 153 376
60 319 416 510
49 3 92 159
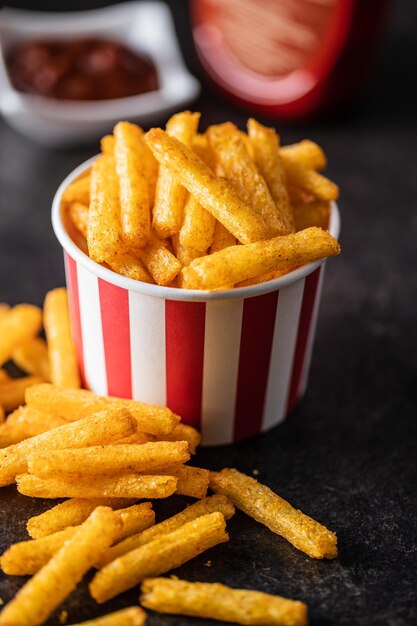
1 2 417 625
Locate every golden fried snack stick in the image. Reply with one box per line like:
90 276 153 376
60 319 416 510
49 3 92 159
12 337 50 380
0 304 42 366
68 607 146 626
179 193 216 253
90 512 228 603
181 227 340 290
0 507 121 626
99 494 234 566
156 422 201 454
283 162 339 202
171 234 202 267
100 134 115 155
208 122 286 237
0 303 10 320
210 221 236 253
140 241 182 286
146 129 272 244
247 118 294 233
293 201 331 232
141 578 308 626
211 468 338 559
25 383 179 436
152 111 200 238
0 407 135 487
280 139 327 170
44 287 80 389
107 252 153 283
68 201 89 238
62 175 91 205
0 375 43 412
28 441 190 477
158 464 209 499
0 407 67 448
17 473 177 500
114 121 151 250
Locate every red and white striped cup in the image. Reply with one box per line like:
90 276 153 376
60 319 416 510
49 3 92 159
52 157 340 446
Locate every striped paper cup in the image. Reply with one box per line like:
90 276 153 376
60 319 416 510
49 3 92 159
52 157 340 446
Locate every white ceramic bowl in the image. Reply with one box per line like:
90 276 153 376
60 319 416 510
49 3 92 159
0 2 201 147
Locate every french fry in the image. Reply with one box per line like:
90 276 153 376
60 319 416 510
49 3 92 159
68 202 89 238
192 133 217 169
145 129 273 244
0 507 121 626
25 384 180 436
12 337 50 380
179 193 216 253
157 423 201 454
0 407 67 448
236 267 297 288
28 441 190 478
293 200 331 232
0 304 42 366
210 221 236 253
68 607 146 626
164 464 209 499
87 154 123 264
280 139 327 170
210 468 338 559
99 494 234 566
0 407 135 487
181 227 340 290
17 473 177 500
140 240 182 286
208 123 286 237
0 369 10 382
90 512 228 603
283 163 339 202
114 121 151 250
152 111 200 238
107 252 153 283
27 497 135 539
141 578 308 626
100 134 115 155
44 288 80 389
62 175 91 205
171 234 202 267
3 503 154 575
0 303 10 319
0 375 43 412
247 118 294 233
110 431 153 446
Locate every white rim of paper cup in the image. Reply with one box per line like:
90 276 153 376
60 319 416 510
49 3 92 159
52 155 341 302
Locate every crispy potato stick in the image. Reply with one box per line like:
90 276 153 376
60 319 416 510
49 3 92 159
208 123 286 237
68 202 89 238
27 497 135 539
0 303 10 319
28 441 190 477
0 304 42 366
164 464 209 499
107 252 153 283
247 118 293 234
210 221 236 253
0 375 43 412
140 241 182 286
44 288 80 388
62 175 91 205
171 234 202 267
17 473 177 500
179 193 216 252
182 227 340 290
115 121 151 249
157 423 201 454
100 134 115 155
110 431 153 446
25 384 179 436
237 267 297 288
87 154 123 264
192 133 217 169
280 139 327 171
146 129 272 244
211 469 338 559
3 504 154 575
68 607 146 626
0 407 135 486
293 201 331 232
141 578 308 626
283 162 339 202
152 111 200 238
90 512 228 603
12 337 50 380
0 507 121 626
99 494 234 566
0 407 67 448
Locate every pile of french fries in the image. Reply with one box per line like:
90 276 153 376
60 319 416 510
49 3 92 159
62 112 340 290
0 294 337 625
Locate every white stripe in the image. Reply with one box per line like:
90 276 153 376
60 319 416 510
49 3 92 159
201 299 243 446
299 266 326 399
262 279 305 431
129 292 166 406
76 263 107 395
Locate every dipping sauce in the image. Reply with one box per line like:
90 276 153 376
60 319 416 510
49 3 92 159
6 38 159 100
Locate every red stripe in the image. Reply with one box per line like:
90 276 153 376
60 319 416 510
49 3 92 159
165 301 206 429
233 291 279 442
98 278 132 398
64 254 86 387
286 267 321 414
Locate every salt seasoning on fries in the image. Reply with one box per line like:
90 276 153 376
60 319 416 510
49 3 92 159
211 468 337 559
44 288 80 388
141 577 308 626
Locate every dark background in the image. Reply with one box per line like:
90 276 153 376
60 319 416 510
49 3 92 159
1 2 417 625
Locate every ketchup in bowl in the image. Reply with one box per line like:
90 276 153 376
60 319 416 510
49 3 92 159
6 38 159 101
